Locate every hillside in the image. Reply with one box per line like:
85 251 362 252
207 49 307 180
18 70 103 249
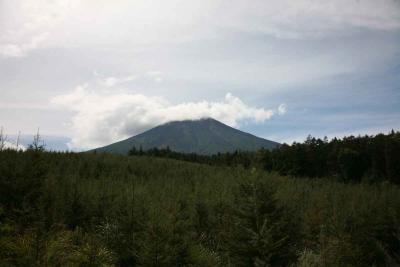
93 118 280 155
1 150 399 266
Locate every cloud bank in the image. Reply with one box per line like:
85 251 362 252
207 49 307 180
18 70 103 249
51 86 279 149
2 141 26 151
1 0 399 57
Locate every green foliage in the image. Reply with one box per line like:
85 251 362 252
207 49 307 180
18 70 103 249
267 132 400 183
128 131 400 184
296 249 321 267
128 146 258 170
229 178 298 266
137 200 193 267
43 228 115 267
0 149 400 266
338 148 365 182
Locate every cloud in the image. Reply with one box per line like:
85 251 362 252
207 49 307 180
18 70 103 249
216 0 400 39
0 32 50 58
101 75 137 87
278 103 287 115
1 0 399 57
51 86 279 149
0 0 73 57
3 141 26 151
95 71 161 87
0 132 26 151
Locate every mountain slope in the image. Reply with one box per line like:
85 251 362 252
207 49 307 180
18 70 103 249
93 118 279 155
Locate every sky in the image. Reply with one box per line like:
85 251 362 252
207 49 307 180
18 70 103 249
0 0 399 150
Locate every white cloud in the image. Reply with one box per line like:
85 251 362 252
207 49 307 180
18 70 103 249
101 75 137 87
0 32 50 58
278 103 287 115
2 141 26 151
51 86 278 149
1 0 399 57
0 0 73 57
93 71 162 88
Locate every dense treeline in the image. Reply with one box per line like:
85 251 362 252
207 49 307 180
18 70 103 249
266 131 400 183
129 131 400 183
128 146 259 169
1 147 400 266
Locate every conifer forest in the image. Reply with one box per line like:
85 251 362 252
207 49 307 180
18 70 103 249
1 132 400 266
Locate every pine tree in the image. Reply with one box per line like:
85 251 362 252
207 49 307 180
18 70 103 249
338 148 365 182
137 201 193 267
229 178 298 266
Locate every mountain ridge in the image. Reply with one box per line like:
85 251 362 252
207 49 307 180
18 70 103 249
92 118 279 155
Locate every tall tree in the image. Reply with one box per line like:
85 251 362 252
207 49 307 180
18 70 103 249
229 178 298 266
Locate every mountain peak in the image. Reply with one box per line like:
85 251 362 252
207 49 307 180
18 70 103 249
93 118 279 155
163 117 218 124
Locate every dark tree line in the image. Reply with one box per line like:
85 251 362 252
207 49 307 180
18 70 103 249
265 131 400 183
129 131 400 183
128 147 260 169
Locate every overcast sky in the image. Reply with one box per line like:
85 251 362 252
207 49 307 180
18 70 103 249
1 0 400 149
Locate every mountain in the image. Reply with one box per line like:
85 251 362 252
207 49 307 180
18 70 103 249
93 118 280 155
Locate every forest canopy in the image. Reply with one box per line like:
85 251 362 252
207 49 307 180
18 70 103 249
1 136 400 266
128 131 400 184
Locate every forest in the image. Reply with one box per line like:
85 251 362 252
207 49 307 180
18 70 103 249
0 132 400 266
129 131 400 184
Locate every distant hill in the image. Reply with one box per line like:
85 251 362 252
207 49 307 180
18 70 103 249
93 118 280 155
